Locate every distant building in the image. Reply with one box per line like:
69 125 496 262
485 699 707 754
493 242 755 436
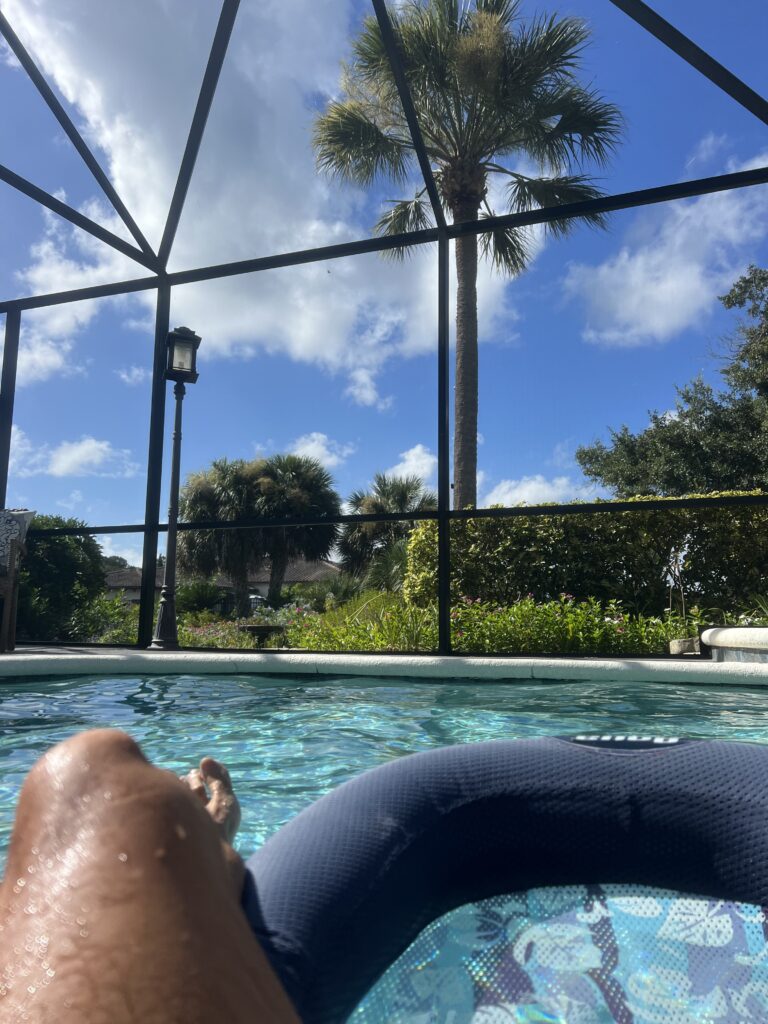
105 558 340 609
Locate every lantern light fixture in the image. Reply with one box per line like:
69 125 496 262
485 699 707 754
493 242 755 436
165 325 201 384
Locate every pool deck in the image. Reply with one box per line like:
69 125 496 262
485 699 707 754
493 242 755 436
1 647 767 686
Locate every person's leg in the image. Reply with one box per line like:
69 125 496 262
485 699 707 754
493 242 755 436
0 729 299 1024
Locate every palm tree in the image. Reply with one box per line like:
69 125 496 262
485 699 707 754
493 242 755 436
254 454 341 605
339 472 436 575
179 458 265 617
314 0 622 508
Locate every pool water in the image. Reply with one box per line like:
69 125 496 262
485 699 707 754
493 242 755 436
0 673 766 865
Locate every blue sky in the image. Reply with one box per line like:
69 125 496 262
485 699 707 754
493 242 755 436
1 0 767 566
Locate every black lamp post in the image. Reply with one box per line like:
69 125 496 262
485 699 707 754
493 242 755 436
151 326 201 650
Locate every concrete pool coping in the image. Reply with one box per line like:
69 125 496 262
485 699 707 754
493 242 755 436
1 647 767 685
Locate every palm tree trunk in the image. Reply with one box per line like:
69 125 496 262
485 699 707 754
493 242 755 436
267 533 289 606
453 200 479 509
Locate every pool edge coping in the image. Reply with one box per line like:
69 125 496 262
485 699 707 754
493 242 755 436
1 650 767 685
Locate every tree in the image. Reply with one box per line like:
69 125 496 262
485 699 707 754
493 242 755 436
17 515 106 641
314 0 621 508
339 472 436 575
576 265 768 497
179 458 265 617
100 554 129 577
254 454 341 605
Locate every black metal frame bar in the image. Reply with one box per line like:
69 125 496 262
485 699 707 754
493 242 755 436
0 164 156 270
3 166 767 313
3 0 768 655
157 0 240 268
607 0 768 128
0 10 157 263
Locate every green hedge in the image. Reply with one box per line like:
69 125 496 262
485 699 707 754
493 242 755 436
403 492 768 614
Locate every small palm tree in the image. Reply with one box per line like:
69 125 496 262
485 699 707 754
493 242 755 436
255 454 342 605
339 472 436 575
179 458 265 617
314 0 622 508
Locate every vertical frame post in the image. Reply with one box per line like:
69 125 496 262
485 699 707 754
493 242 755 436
138 283 171 647
0 307 21 508
437 232 451 655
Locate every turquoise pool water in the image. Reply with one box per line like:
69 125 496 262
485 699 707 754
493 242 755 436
0 673 766 865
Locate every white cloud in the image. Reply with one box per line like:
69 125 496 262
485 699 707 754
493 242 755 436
565 148 768 347
9 426 138 478
290 432 355 469
685 133 729 170
116 365 150 386
483 474 598 506
98 535 144 567
3 0 523 400
387 443 437 482
56 489 83 511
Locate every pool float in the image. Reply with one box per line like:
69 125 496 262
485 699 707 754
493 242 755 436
242 736 768 1023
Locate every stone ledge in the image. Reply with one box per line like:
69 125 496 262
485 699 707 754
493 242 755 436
0 648 766 686
701 627 768 652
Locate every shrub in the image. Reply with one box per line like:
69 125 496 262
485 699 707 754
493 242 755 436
69 592 139 644
403 492 768 615
451 596 692 656
283 593 691 655
176 578 222 615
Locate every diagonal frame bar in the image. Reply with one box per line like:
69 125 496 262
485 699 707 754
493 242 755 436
370 0 446 230
608 0 768 128
157 0 240 268
0 163 159 270
0 10 158 264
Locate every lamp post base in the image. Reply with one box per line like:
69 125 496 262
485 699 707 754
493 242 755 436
149 638 180 650
151 586 179 650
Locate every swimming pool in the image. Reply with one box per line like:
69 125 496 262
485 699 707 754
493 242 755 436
1 672 768 866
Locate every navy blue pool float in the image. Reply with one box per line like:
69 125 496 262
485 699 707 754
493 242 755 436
242 736 768 1023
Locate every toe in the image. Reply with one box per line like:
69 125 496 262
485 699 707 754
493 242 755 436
199 757 233 793
200 757 241 843
180 768 208 806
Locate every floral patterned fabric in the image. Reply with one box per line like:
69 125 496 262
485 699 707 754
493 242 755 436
349 885 768 1023
0 510 33 572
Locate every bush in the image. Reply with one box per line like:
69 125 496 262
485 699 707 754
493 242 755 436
451 596 692 656
284 591 437 651
176 578 222 615
69 592 140 644
283 593 690 655
403 492 768 615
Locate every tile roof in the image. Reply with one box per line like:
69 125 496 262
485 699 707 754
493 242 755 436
105 558 340 591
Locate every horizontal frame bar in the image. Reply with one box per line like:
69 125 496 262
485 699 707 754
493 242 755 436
26 492 768 537
4 165 766 313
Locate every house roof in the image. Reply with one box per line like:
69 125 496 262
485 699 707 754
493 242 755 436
105 558 340 591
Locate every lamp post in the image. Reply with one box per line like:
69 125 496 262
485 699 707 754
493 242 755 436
151 326 201 650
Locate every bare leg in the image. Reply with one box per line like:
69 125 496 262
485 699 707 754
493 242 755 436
0 730 299 1023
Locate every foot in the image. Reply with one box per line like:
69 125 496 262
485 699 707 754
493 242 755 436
181 756 242 846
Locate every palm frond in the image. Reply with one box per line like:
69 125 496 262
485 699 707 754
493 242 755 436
516 83 623 171
505 172 607 235
478 209 532 274
474 0 522 28
313 100 410 185
374 193 436 258
502 15 589 94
